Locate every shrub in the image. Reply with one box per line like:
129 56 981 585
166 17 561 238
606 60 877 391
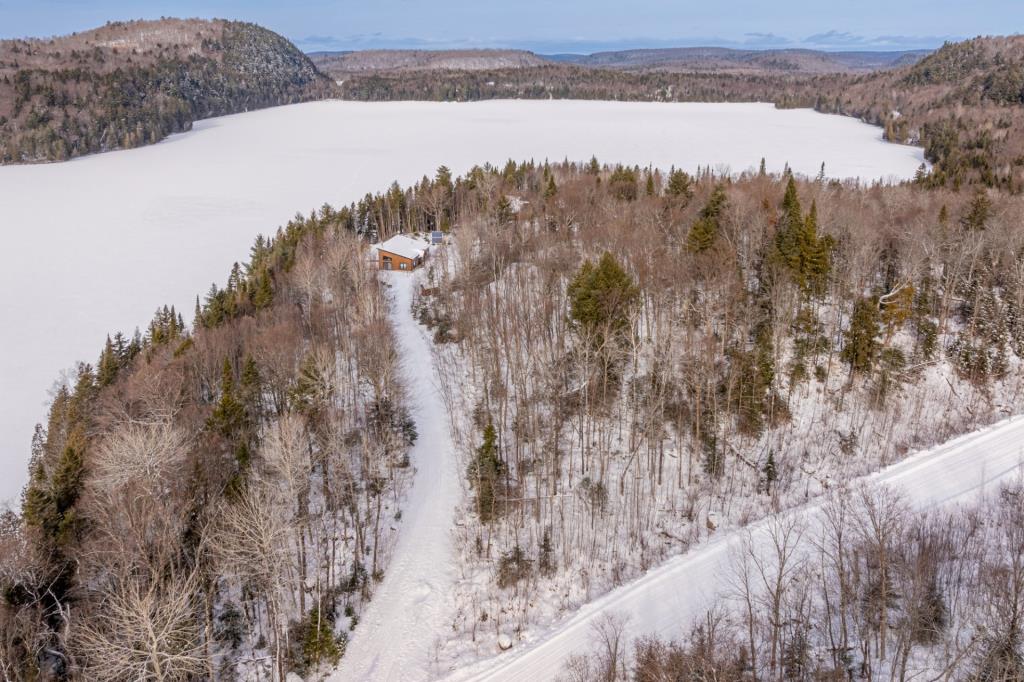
497 544 532 588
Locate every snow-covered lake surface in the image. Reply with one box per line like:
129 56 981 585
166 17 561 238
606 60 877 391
0 99 924 506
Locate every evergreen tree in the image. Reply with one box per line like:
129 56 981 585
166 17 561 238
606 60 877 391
209 358 245 440
435 164 453 193
774 179 832 295
687 184 728 253
227 262 242 293
112 331 129 363
96 335 119 387
608 166 638 201
544 174 557 199
567 252 640 351
539 527 555 576
193 296 203 330
762 450 778 493
252 269 274 310
665 167 693 200
467 422 503 522
801 202 833 293
48 441 85 545
204 283 226 327
495 195 514 225
128 329 143 360
645 171 656 196
23 437 85 548
687 216 717 253
301 606 342 668
842 297 882 373
22 371 90 567
961 189 991 231
290 352 334 418
733 314 778 437
239 355 263 422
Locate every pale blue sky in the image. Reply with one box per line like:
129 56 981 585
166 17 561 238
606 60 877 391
0 0 1020 52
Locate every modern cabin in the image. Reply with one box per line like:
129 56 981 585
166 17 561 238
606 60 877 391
376 234 430 271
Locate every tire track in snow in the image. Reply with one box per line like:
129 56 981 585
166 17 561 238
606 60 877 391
331 272 460 681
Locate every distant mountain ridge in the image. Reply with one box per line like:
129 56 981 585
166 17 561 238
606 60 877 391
0 18 333 163
544 46 931 73
309 45 931 80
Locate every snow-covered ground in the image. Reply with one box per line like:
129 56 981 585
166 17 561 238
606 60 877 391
442 415 1024 680
333 271 461 680
0 100 924 506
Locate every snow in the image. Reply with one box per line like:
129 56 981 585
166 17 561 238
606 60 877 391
332 271 461 680
442 415 1024 681
0 99 924 508
376 233 431 260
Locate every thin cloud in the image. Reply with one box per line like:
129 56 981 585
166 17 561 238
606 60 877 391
803 30 954 50
804 30 867 46
296 33 471 51
743 32 792 47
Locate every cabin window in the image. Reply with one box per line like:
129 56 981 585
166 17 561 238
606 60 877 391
400 262 408 270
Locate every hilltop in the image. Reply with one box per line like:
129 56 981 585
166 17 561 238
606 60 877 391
784 35 1024 188
0 18 333 163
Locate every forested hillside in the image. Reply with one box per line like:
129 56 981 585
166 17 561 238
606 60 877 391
783 36 1024 191
3 159 1023 678
0 209 416 679
406 161 1024 670
310 49 548 76
338 36 1024 190
311 46 925 81
0 19 333 163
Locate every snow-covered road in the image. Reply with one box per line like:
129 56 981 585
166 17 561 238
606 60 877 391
331 269 1023 682
332 272 461 681
444 415 1024 681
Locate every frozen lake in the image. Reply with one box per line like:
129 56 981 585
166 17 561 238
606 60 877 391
0 99 924 506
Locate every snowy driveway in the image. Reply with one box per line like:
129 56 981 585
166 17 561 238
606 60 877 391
332 272 461 680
